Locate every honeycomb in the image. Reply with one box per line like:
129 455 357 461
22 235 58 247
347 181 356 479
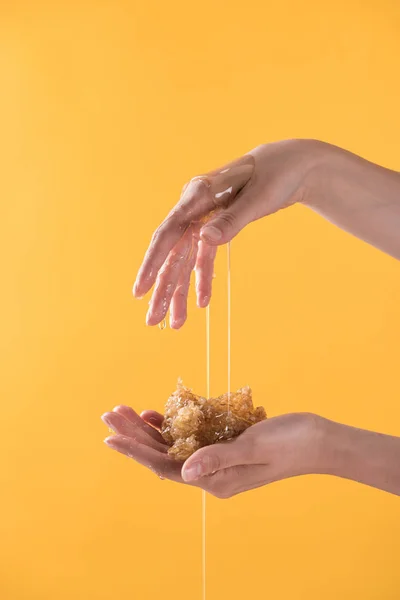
161 380 267 460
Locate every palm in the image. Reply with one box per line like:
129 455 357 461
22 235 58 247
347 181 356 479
102 405 270 497
102 406 315 499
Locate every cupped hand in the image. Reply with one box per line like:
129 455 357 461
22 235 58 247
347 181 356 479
133 139 323 328
102 408 324 498
101 406 217 489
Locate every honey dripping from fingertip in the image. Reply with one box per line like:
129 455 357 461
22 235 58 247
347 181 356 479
159 318 167 330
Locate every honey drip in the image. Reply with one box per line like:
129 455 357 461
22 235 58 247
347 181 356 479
227 242 231 412
159 318 167 330
157 237 266 599
203 245 227 600
203 303 210 600
203 243 228 599
160 240 265 463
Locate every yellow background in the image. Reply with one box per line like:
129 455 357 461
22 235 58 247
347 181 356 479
1 1 399 599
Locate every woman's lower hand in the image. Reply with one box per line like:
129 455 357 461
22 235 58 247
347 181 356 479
102 408 325 498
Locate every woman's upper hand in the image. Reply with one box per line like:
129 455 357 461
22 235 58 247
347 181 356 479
102 407 323 498
133 138 400 328
133 139 323 329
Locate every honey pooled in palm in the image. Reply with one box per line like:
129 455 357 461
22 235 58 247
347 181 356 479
161 380 267 461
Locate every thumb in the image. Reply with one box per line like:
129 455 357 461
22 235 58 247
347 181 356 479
200 192 256 246
181 436 255 482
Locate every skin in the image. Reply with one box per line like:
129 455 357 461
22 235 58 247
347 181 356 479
133 140 400 328
103 139 400 498
102 409 400 497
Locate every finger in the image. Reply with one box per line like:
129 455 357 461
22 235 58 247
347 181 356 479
104 434 183 482
181 435 257 482
133 179 212 299
112 405 167 445
140 410 164 431
195 241 217 308
101 411 167 453
200 189 257 246
133 155 254 298
169 237 199 329
205 464 270 499
146 228 193 326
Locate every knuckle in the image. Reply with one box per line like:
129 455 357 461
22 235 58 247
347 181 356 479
216 211 236 227
190 175 211 189
182 176 212 208
174 283 188 298
205 452 221 473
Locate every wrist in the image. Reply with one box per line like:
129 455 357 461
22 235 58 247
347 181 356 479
301 140 341 209
302 413 334 475
306 416 400 495
313 417 343 475
295 413 348 477
314 417 361 479
285 412 332 477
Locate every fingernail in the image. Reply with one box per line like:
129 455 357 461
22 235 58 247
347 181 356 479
147 418 162 431
182 462 203 482
171 317 184 329
201 226 222 243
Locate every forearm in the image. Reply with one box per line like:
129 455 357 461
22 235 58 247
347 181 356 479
317 417 400 496
305 142 400 260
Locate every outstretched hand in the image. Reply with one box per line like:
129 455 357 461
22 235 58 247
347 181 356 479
102 407 323 498
133 140 321 328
